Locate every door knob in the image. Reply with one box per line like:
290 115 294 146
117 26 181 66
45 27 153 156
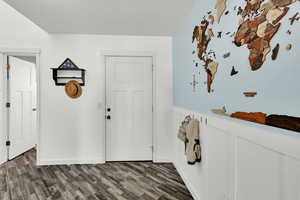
106 115 111 120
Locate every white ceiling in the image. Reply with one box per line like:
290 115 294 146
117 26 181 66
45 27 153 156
3 0 194 36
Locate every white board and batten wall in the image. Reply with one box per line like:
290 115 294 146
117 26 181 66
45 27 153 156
173 106 300 200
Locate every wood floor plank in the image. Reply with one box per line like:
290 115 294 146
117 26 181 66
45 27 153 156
0 149 193 200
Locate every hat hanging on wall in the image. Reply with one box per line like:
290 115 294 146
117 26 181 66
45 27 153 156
65 80 82 99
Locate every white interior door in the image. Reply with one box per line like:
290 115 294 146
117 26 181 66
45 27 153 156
0 54 5 165
106 56 153 161
8 56 36 160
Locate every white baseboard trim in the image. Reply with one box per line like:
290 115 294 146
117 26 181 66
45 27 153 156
154 156 172 163
173 161 201 200
38 158 105 166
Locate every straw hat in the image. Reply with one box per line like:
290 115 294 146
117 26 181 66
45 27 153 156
65 80 82 99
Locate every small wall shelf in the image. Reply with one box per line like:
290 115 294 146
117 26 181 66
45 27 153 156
51 58 86 86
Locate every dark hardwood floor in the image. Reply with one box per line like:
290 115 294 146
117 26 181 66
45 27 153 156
0 149 193 200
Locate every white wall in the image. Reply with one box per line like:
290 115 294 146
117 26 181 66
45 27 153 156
173 106 300 200
39 35 172 164
0 0 47 47
0 0 173 165
0 0 47 164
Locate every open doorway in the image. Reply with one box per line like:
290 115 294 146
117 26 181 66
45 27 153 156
1 52 39 164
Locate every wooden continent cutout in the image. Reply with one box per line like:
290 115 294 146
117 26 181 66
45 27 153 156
272 43 280 60
234 0 297 71
215 0 227 24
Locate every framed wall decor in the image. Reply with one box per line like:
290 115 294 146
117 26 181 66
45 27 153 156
51 58 86 86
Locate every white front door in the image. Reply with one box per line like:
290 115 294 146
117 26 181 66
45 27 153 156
8 56 36 160
106 56 153 161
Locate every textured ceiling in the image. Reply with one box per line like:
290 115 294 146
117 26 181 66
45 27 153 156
3 0 194 36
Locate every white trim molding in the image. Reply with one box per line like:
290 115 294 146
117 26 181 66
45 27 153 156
39 157 105 166
174 161 202 200
100 50 155 57
155 156 172 163
0 47 41 54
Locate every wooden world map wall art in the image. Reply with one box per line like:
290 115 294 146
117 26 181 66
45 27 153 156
191 0 299 94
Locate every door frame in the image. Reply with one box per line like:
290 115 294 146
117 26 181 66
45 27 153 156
101 51 158 162
0 47 41 165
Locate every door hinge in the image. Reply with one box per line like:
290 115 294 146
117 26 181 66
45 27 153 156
6 141 10 146
5 64 10 69
6 102 10 108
